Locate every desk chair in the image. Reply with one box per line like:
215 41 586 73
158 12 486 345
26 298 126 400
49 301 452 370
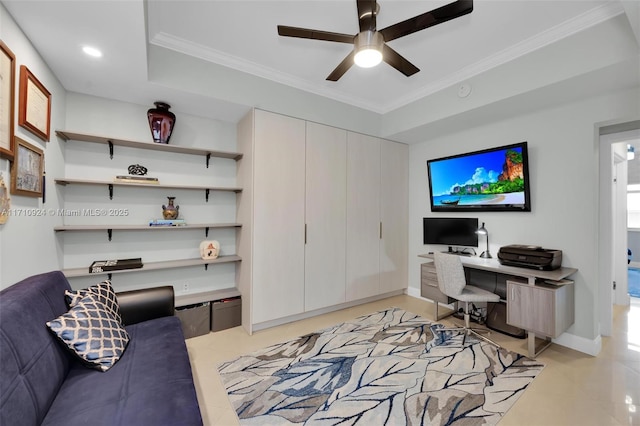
433 252 501 347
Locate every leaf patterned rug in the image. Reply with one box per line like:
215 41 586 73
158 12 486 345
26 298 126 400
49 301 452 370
217 307 544 425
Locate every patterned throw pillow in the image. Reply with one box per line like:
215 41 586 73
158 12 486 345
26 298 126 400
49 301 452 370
47 294 130 372
65 280 122 325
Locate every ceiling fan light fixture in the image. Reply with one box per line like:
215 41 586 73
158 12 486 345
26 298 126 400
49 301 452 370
354 31 383 68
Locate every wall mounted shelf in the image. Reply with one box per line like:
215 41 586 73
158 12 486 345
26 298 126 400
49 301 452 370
175 287 241 308
57 128 241 296
62 255 242 279
54 223 242 240
56 130 243 165
54 178 242 201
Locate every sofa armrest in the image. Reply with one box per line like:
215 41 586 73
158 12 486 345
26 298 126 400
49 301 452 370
117 286 175 326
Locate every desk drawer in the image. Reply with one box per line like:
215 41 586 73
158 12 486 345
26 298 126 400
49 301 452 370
421 263 438 287
420 263 454 304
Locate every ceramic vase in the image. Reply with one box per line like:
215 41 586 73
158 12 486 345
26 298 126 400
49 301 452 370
147 101 176 144
162 196 179 219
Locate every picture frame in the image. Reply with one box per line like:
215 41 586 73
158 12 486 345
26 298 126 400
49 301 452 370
18 65 51 142
0 40 16 160
11 136 44 197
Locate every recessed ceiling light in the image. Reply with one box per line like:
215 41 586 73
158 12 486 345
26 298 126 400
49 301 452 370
82 46 102 58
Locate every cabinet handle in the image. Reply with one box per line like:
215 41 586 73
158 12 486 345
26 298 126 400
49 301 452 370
379 222 382 239
305 223 307 244
511 287 515 300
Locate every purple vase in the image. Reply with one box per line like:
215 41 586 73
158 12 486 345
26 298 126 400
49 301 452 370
147 102 176 144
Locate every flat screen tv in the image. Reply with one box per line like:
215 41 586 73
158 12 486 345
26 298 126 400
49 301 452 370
427 142 531 212
423 217 478 248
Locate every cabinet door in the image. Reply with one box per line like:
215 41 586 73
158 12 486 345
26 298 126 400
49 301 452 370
507 281 555 337
253 110 306 323
346 132 381 301
380 140 408 293
305 122 347 311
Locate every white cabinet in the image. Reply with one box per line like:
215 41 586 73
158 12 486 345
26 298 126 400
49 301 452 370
345 134 408 300
346 132 381 301
305 122 347 311
237 110 407 333
251 110 306 324
380 140 408 293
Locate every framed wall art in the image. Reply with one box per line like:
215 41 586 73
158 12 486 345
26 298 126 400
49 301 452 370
0 172 10 224
11 136 44 197
0 40 16 159
18 65 51 142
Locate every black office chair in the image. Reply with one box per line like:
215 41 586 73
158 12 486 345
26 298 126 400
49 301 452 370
433 251 501 347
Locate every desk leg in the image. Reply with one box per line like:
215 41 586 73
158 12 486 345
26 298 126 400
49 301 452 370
433 301 456 322
525 276 553 358
528 332 553 358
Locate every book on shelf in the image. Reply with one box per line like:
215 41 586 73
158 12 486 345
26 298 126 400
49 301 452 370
114 175 159 184
89 258 143 273
149 219 187 226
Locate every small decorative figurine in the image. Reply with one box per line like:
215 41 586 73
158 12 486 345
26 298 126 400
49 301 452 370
162 196 179 220
127 164 148 176
200 240 220 260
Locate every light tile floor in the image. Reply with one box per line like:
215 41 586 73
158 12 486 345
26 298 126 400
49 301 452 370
185 296 640 425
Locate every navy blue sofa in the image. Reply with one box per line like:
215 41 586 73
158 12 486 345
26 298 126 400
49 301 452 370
0 271 203 426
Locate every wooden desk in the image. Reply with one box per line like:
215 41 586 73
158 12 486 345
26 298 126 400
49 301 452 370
418 253 578 357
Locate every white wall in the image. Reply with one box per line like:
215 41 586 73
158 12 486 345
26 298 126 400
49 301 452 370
0 3 66 288
409 87 640 349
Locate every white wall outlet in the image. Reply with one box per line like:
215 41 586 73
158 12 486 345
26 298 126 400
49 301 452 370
182 282 189 292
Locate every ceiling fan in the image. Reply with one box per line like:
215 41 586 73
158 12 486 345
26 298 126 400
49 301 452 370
277 0 473 81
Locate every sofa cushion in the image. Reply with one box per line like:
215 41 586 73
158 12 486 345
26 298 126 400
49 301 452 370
0 271 73 426
47 294 130 372
42 315 202 426
65 280 123 325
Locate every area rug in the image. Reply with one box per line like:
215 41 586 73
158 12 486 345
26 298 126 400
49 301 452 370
217 307 544 425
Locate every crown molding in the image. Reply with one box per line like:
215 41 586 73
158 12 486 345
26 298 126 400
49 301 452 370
150 32 386 113
383 1 626 113
150 1 624 115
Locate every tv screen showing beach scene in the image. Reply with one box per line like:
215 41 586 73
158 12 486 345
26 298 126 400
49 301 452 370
427 142 531 212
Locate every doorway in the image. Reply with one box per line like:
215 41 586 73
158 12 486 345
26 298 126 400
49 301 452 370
599 121 640 337
626 137 640 301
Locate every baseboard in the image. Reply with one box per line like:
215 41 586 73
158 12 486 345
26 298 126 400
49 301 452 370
251 289 405 332
405 286 421 299
552 332 602 356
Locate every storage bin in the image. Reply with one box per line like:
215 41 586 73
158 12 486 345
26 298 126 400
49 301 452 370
175 302 211 339
211 297 241 331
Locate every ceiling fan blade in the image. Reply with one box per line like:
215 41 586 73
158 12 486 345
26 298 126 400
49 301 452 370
278 25 354 44
326 51 356 81
357 0 377 32
382 45 419 77
379 0 473 43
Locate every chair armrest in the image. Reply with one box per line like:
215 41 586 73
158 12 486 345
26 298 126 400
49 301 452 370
116 286 175 326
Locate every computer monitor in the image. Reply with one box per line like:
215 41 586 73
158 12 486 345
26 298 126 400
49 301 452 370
423 217 479 249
